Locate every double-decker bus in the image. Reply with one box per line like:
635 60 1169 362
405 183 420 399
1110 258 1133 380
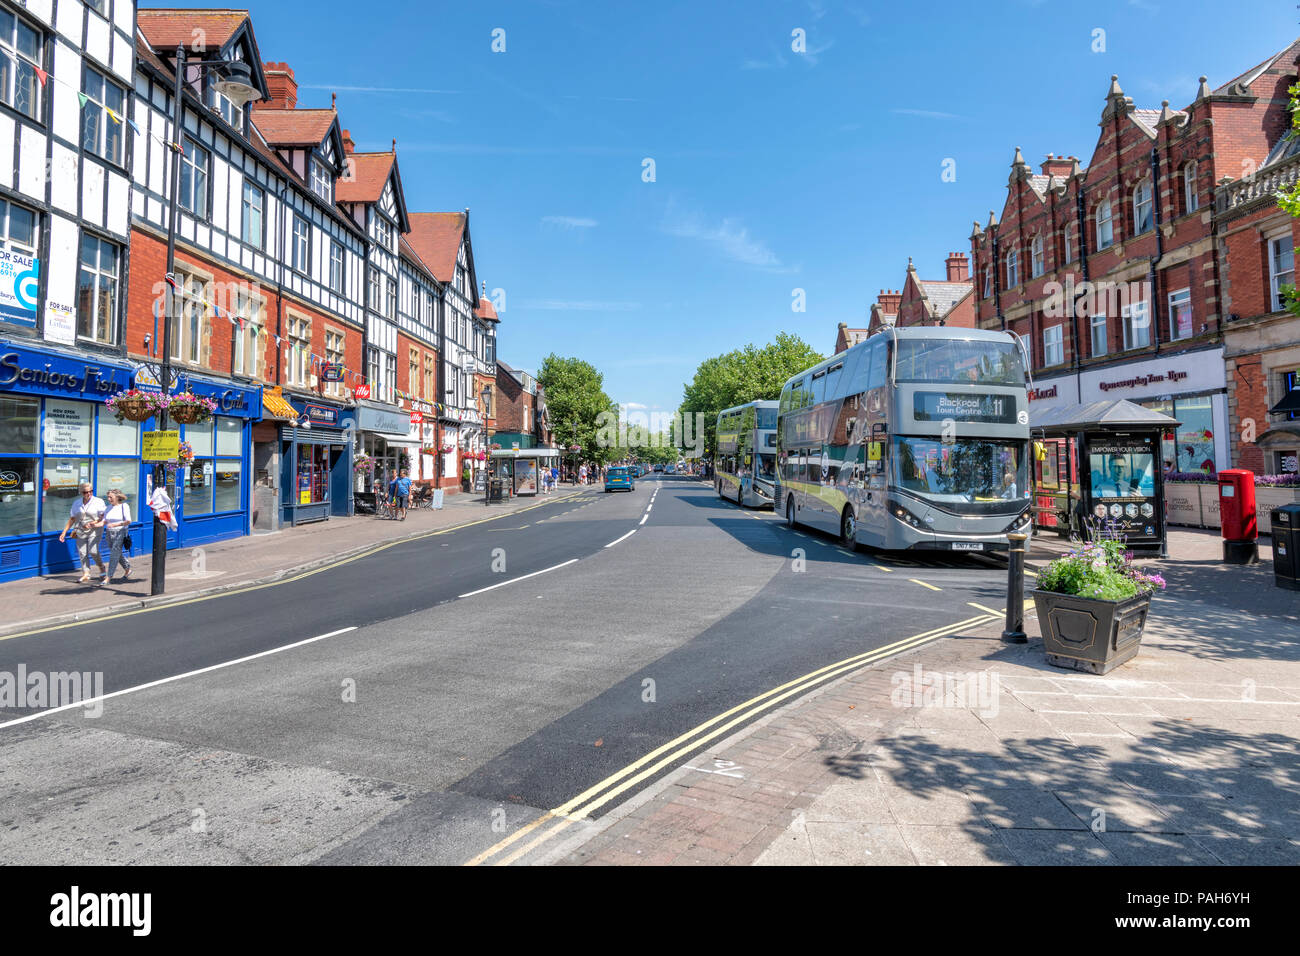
775 327 1032 551
714 400 779 508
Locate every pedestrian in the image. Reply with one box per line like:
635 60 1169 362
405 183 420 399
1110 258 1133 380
58 482 106 584
101 488 133 584
579 463 588 485
390 469 412 521
462 460 472 493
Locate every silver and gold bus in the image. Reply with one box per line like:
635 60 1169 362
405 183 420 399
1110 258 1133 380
775 327 1032 551
715 400 778 508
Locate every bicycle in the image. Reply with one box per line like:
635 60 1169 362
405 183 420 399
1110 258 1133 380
375 494 396 520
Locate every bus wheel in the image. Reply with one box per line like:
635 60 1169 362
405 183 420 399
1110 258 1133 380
840 507 857 548
786 497 797 528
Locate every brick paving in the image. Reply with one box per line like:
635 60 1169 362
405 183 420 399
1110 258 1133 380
1 485 588 637
551 529 1300 866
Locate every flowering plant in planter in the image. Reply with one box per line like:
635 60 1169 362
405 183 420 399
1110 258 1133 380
1032 529 1166 675
1256 473 1300 487
353 453 374 474
1165 470 1218 483
166 391 218 425
1037 538 1167 601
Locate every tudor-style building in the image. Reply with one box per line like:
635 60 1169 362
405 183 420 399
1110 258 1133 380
404 210 497 488
968 45 1300 476
130 13 369 536
0 0 138 582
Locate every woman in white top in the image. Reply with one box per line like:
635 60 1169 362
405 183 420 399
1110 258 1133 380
101 488 133 585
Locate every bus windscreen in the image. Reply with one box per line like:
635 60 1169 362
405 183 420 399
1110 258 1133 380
894 339 1025 387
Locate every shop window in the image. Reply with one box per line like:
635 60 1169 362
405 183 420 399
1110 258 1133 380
40 458 90 532
1042 324 1063 367
0 457 38 536
96 458 138 522
1090 314 1107 357
1132 180 1153 234
188 419 214 458
325 329 344 398
1268 234 1294 312
1096 200 1114 249
0 394 39 452
0 196 38 259
1172 396 1215 473
0 9 43 120
81 66 125 165
97 415 138 457
214 462 241 513
297 444 330 505
1168 288 1193 341
77 234 119 345
1122 301 1150 350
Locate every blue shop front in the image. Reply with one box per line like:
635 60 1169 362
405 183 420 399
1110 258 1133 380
282 397 353 525
0 339 259 582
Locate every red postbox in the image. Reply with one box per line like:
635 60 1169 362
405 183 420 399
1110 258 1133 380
1218 468 1258 564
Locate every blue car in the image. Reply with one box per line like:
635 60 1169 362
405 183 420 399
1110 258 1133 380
605 467 635 492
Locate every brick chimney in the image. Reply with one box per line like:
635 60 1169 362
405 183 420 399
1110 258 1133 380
342 128 355 155
878 289 902 314
1040 152 1075 179
945 252 969 282
258 62 297 111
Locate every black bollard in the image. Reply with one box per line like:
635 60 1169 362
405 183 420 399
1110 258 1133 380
1001 532 1028 643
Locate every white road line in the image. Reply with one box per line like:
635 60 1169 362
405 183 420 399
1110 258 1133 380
639 514 648 525
0 627 359 731
605 529 637 548
458 558 580 598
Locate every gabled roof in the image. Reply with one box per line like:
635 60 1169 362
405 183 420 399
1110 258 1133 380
406 212 467 284
252 108 336 147
398 236 440 286
137 9 249 50
334 151 394 204
475 297 499 322
1129 108 1165 137
1213 38 1300 95
918 280 973 318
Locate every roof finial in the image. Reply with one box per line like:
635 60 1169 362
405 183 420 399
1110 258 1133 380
1196 75 1211 100
331 92 336 111
391 137 396 153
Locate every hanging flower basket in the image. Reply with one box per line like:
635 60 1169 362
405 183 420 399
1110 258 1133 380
441 444 454 454
168 392 218 425
177 441 195 465
354 453 375 474
105 389 156 423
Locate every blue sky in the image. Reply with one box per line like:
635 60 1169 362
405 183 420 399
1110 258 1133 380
212 0 1296 414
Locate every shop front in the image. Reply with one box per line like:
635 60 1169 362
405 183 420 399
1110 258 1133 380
0 340 136 582
164 373 262 547
283 398 353 526
353 400 419 495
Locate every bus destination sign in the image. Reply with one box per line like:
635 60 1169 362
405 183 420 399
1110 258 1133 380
912 391 1018 424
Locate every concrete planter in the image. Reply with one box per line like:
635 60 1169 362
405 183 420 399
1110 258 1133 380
1198 484 1222 530
1031 588 1152 675
1164 483 1204 528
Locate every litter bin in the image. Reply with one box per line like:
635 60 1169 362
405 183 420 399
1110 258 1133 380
1271 503 1300 591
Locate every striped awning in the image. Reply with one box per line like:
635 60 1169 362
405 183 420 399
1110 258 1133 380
261 391 298 421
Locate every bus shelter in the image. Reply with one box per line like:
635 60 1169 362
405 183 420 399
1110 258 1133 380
1029 399 1179 555
488 447 562 500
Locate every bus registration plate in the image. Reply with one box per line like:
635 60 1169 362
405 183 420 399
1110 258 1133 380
951 542 984 551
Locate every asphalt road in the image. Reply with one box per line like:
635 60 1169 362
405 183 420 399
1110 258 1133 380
0 474 1012 865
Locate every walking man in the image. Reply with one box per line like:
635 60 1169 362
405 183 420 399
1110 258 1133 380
58 482 107 583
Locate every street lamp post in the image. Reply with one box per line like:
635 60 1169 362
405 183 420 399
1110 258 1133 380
150 46 259 596
481 385 492 506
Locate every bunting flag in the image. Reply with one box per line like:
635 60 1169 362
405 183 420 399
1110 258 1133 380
77 92 88 109
106 107 121 124
127 118 140 135
34 66 48 87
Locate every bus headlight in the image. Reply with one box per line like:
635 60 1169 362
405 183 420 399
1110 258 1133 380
889 501 926 529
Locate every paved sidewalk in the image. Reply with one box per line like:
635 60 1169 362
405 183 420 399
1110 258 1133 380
551 529 1300 865
1 485 589 637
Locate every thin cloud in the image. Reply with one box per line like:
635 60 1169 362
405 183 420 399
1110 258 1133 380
662 204 785 271
892 108 965 121
541 216 598 229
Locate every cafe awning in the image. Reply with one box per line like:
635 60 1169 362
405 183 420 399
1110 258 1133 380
1269 390 1300 416
261 390 298 421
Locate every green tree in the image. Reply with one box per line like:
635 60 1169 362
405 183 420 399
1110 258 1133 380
1276 82 1300 314
679 332 824 456
537 354 619 465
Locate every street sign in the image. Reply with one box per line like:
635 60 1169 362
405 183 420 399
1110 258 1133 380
355 384 371 400
142 430 181 462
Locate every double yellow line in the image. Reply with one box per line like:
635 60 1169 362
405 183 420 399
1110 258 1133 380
465 609 999 866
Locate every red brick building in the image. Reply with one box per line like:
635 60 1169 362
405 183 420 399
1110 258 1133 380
894 254 974 328
968 44 1300 474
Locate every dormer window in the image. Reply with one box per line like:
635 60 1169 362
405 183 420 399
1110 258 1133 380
311 158 333 203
